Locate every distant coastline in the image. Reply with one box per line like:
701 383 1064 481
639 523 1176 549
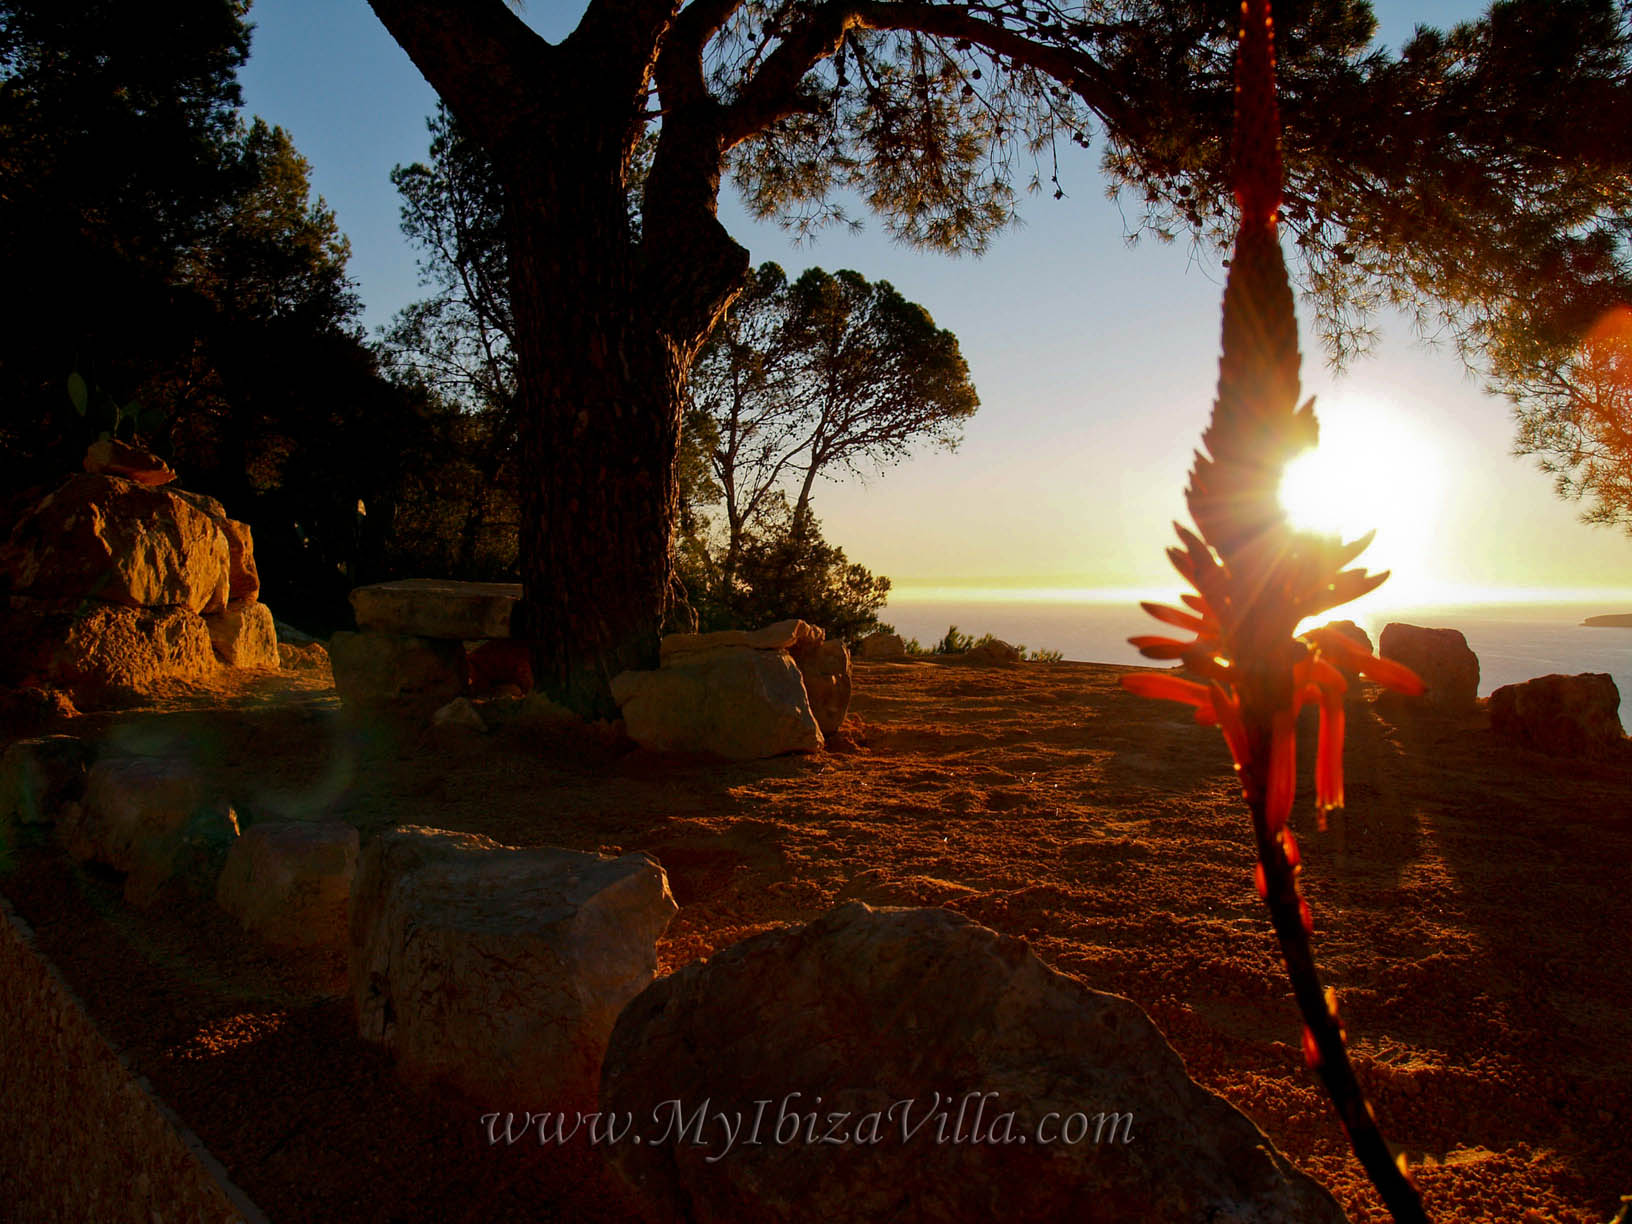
1582 613 1632 628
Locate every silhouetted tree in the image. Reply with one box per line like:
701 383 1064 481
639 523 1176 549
1505 305 1632 536
689 261 976 589
368 0 1632 714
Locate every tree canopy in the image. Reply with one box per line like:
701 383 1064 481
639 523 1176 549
366 0 1632 713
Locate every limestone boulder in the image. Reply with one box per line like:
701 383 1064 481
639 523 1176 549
350 579 519 640
1379 623 1479 710
1318 619 1373 654
966 638 1022 666
1490 673 1626 759
329 630 466 708
612 648 823 759
858 631 906 660
204 599 279 668
82 438 175 486
660 619 824 663
217 820 359 951
4 598 216 706
351 826 676 1109
791 638 852 738
0 735 94 825
63 755 239 906
0 474 229 613
602 903 1345 1224
277 640 331 674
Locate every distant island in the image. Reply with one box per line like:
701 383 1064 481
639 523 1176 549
1582 613 1632 628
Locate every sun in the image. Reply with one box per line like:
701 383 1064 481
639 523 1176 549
1277 393 1441 606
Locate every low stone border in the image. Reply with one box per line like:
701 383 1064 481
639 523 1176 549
0 887 269 1223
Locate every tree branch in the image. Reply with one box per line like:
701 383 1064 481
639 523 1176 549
367 1 556 154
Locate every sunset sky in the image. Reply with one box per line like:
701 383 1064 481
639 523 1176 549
240 0 1632 607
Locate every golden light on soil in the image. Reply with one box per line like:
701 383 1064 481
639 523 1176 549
1277 394 1439 602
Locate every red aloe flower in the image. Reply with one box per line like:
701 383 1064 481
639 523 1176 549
1118 2 1428 1220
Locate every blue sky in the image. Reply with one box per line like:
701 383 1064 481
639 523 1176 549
237 1 1632 602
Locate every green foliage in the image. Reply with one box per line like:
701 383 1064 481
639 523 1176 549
67 370 166 442
933 624 976 654
679 505 890 644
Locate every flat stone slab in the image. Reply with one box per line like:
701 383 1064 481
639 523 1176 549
660 619 823 663
350 579 520 640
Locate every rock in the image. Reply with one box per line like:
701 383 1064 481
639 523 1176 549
64 755 238 906
204 599 279 668
217 820 359 951
172 492 260 603
1378 623 1479 710
0 474 230 613
4 598 216 706
277 640 331 674
612 648 824 759
0 685 78 735
82 438 176 486
858 631 906 660
349 579 519 640
432 696 487 732
0 736 93 824
219 518 259 602
660 619 824 663
791 638 852 738
602 903 1344 1224
1582 613 1632 628
1490 673 1625 758
350 826 675 1109
966 638 1022 666
466 639 534 694
1318 619 1373 654
329 630 466 708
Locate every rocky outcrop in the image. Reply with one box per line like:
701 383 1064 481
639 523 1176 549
350 827 675 1109
1 474 229 613
1318 619 1372 654
858 631 907 660
602 903 1345 1224
204 599 279 669
1379 623 1479 710
217 820 359 951
1582 613 1632 628
791 638 852 738
5 598 217 705
0 735 93 825
1490 673 1626 759
329 630 466 709
612 647 824 759
349 579 519 640
965 638 1022 666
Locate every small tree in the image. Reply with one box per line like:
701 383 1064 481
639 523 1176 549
689 261 977 585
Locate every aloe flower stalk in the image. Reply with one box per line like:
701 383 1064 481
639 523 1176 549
1120 2 1429 1220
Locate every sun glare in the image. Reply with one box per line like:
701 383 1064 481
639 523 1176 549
1277 394 1440 607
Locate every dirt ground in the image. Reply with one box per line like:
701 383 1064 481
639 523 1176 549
3 657 1630 1223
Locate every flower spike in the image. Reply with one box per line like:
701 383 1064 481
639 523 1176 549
1118 3 1428 1219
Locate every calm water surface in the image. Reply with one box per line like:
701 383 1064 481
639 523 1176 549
879 598 1632 722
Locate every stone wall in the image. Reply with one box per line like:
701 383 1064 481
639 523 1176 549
0 889 267 1224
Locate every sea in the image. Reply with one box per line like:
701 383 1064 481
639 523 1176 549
878 595 1632 722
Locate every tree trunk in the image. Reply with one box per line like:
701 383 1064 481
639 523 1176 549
506 167 690 719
